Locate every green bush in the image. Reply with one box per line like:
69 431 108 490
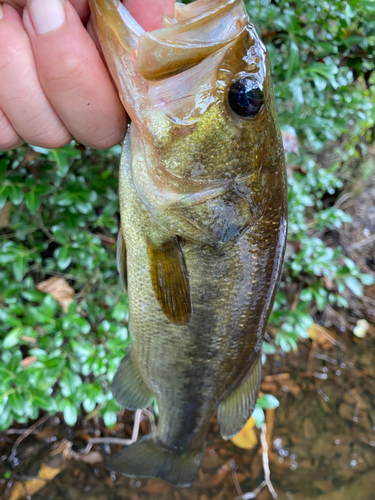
1 0 374 430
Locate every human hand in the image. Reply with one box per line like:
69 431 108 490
0 0 175 151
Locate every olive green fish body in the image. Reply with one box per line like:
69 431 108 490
90 0 287 486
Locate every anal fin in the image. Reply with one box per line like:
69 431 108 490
147 237 192 326
111 352 153 410
116 227 127 293
218 355 262 440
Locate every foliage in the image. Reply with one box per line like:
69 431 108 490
0 146 129 430
247 0 375 352
1 0 375 430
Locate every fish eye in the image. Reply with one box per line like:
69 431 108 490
228 78 264 118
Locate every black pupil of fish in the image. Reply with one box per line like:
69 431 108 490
229 80 264 117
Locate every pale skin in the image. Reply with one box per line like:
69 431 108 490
0 0 175 151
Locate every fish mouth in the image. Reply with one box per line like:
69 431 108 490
136 0 250 80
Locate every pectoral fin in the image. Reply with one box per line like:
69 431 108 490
111 351 154 410
218 355 262 440
147 238 192 326
116 227 127 293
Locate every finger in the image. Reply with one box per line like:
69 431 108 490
69 0 90 24
0 107 24 151
0 4 72 148
2 0 90 23
124 0 176 31
24 0 127 150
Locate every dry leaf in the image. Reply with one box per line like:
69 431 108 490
230 416 258 450
7 443 69 500
20 336 37 343
308 323 338 348
37 276 74 313
21 356 37 369
0 201 11 229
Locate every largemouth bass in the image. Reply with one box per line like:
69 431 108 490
89 0 287 487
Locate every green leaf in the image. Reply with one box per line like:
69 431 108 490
9 392 25 416
0 405 13 431
3 326 25 349
252 406 265 429
55 246 72 270
42 294 58 317
287 41 299 79
0 364 13 385
359 273 375 286
103 410 117 428
63 401 78 426
25 190 41 214
263 342 276 355
257 394 280 410
8 184 24 205
30 389 57 412
0 159 8 183
353 319 370 339
0 185 8 209
52 226 69 245
344 276 363 297
60 368 82 397
8 352 22 372
12 255 28 282
83 398 96 413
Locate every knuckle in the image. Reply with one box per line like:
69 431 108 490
0 41 29 73
41 52 90 90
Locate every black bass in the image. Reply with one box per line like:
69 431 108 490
89 0 287 487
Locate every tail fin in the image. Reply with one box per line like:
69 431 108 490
106 434 204 487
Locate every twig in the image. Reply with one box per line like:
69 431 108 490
131 409 142 442
8 413 50 463
88 409 144 447
234 422 277 500
87 437 136 446
234 480 267 500
349 233 375 251
5 429 38 435
231 461 243 497
260 423 277 499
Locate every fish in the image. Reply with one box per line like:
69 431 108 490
89 0 287 487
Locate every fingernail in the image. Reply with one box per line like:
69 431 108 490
0 4 3 20
28 0 66 35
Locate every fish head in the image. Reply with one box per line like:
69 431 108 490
90 0 284 181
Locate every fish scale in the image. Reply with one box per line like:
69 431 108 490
90 0 287 487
